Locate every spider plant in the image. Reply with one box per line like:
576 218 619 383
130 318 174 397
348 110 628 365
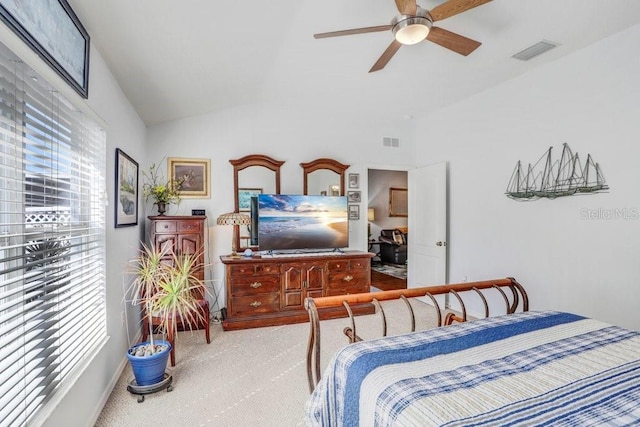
128 241 206 356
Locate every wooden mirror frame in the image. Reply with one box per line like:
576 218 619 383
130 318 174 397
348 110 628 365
300 158 350 196
230 154 285 250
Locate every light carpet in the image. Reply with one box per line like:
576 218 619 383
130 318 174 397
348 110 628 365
95 299 438 426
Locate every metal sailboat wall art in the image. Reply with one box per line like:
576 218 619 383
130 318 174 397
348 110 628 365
506 143 609 200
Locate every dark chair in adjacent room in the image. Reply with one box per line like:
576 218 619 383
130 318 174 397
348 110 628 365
378 229 408 265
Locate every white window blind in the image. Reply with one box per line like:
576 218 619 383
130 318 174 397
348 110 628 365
0 41 106 427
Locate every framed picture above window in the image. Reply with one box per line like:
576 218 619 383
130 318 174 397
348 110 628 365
0 0 90 98
168 157 211 198
115 149 138 227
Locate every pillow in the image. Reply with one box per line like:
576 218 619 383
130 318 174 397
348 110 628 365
392 230 405 245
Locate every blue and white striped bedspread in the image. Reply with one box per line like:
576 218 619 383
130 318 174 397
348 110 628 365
305 311 640 426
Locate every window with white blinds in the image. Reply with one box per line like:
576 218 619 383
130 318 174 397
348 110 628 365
0 41 106 427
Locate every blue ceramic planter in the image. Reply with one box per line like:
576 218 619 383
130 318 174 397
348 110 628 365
127 340 172 386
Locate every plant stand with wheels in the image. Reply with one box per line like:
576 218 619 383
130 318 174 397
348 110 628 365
127 372 174 403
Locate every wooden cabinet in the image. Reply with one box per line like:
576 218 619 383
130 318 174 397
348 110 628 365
221 251 374 330
281 261 325 310
149 215 206 299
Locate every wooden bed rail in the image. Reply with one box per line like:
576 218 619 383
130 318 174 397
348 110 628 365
305 277 528 393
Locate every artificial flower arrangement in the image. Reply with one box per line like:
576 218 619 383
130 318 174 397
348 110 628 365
142 163 184 211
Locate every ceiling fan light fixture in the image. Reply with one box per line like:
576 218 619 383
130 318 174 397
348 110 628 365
391 8 432 45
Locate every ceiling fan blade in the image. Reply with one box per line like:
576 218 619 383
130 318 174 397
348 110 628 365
314 25 391 39
426 27 481 56
429 0 492 22
394 0 417 15
369 40 402 73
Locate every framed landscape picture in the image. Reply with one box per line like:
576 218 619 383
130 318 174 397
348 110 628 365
0 0 90 98
115 149 138 227
168 157 211 198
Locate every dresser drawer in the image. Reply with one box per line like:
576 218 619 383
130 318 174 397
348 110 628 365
327 260 348 272
348 259 369 270
154 220 177 233
325 286 368 297
178 220 202 233
229 263 279 276
327 271 369 290
230 275 280 296
230 293 279 316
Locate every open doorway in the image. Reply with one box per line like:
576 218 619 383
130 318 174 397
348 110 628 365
368 168 408 290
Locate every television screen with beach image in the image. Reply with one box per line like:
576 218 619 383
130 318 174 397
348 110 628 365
257 194 349 252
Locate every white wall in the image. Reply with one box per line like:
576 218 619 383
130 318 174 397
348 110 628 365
415 24 640 331
0 22 149 427
147 104 416 306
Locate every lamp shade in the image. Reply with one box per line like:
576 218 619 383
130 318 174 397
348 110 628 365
216 212 251 226
367 208 375 221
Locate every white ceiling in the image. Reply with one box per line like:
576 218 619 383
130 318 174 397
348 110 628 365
67 0 640 126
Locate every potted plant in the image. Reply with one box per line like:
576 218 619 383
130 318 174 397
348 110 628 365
126 242 206 386
141 162 183 215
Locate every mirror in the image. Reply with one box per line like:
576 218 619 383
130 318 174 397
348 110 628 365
230 154 285 250
300 158 350 196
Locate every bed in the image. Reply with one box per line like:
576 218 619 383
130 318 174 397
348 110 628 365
304 278 640 426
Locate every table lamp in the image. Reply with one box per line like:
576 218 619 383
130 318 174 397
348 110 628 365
216 212 251 256
367 208 375 238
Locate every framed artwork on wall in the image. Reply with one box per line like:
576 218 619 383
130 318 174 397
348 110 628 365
115 149 138 227
347 191 361 203
168 157 211 198
0 0 90 98
348 173 359 189
389 187 408 217
348 204 360 220
238 188 262 211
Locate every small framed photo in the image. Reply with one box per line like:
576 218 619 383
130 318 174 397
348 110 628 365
115 149 138 228
348 173 360 189
348 204 360 220
347 191 361 203
238 188 262 211
168 157 211 198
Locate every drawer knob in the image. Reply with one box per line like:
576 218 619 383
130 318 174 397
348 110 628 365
250 281 262 289
250 301 262 308
343 275 353 282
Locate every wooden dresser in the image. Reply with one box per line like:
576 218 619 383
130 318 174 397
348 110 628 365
221 251 374 330
148 215 206 298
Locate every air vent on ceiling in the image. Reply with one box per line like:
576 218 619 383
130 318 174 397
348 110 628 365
383 137 400 148
512 40 559 61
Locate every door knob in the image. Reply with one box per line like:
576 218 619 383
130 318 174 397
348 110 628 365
436 241 447 247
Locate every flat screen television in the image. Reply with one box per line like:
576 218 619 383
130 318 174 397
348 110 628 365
256 194 349 252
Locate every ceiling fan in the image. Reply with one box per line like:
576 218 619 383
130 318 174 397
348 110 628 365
314 0 492 72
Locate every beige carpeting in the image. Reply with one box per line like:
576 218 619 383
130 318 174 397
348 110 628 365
96 299 438 426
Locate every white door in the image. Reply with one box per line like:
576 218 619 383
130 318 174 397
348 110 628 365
407 162 447 288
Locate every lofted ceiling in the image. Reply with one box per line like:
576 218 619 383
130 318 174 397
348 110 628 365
67 0 640 126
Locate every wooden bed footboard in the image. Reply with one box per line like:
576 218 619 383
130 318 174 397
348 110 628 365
304 277 528 393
